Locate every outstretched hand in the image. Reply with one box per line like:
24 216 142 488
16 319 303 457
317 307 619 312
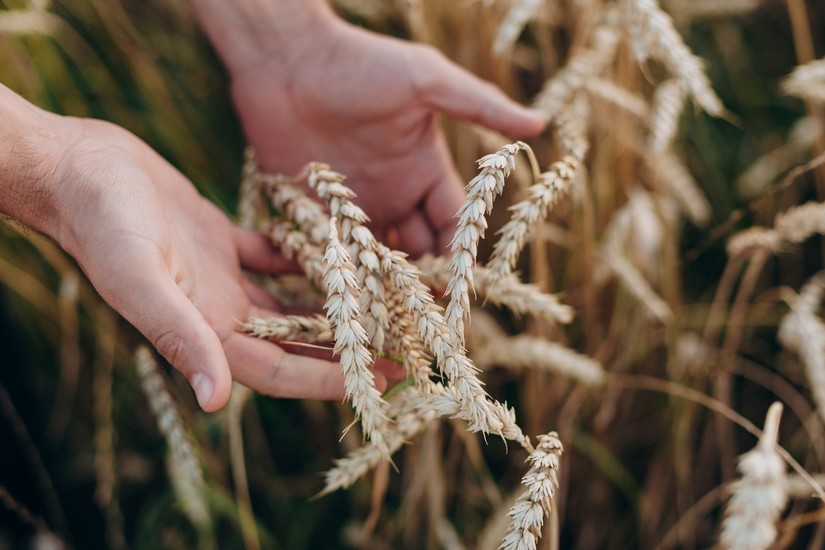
231 17 545 256
44 117 397 411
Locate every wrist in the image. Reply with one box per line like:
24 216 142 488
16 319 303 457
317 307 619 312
0 85 79 241
188 0 339 78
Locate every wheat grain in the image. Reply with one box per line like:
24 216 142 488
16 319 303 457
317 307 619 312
499 432 564 550
268 220 327 288
720 402 788 550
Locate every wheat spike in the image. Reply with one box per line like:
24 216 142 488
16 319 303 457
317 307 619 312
499 433 564 550
720 402 788 550
323 219 392 454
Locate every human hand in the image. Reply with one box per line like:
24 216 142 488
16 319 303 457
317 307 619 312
228 13 545 256
0 90 398 411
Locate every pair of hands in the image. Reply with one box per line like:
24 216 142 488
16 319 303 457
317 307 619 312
35 15 544 411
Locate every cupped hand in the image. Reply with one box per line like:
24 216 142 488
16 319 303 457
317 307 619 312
231 17 545 256
49 118 397 411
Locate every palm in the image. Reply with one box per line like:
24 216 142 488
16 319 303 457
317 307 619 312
231 21 544 254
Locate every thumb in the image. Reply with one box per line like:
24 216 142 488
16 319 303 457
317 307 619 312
101 259 233 412
410 45 546 138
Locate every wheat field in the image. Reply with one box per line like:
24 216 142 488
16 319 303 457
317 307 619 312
1 0 825 548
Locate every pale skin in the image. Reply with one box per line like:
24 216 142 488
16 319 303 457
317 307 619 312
0 0 545 411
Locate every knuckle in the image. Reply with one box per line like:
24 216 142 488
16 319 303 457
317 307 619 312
153 328 189 374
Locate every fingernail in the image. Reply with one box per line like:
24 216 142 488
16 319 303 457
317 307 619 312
191 373 214 409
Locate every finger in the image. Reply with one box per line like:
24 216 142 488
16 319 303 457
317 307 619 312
224 333 389 399
375 358 406 382
412 46 546 138
234 226 300 274
103 261 232 412
395 211 437 258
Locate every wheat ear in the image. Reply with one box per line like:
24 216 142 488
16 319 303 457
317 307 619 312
241 314 333 343
323 219 392 454
416 254 574 325
499 432 564 550
782 57 825 103
134 347 209 529
487 113 587 283
446 142 530 344
727 200 825 258
778 271 825 425
475 336 605 386
648 79 686 153
300 165 528 446
625 0 724 117
305 164 393 352
720 402 788 550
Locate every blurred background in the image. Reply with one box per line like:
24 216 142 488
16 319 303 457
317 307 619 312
1 0 824 548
